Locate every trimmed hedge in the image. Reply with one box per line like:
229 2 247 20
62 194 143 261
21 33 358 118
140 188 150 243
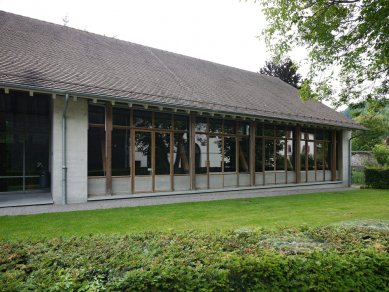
365 167 389 189
1 225 388 291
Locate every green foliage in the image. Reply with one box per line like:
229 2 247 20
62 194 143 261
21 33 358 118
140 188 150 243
372 143 389 166
259 0 389 108
1 225 388 291
259 58 302 88
352 113 389 151
352 169 365 184
365 167 389 189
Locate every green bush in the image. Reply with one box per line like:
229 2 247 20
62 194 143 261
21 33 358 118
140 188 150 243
372 143 389 166
1 226 389 291
365 167 389 189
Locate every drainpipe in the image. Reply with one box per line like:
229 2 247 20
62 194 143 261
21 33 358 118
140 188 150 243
62 94 69 204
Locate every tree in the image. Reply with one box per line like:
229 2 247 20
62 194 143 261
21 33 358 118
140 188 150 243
259 59 302 88
259 0 389 108
352 113 389 151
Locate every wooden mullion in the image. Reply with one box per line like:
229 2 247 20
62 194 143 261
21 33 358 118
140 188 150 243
170 130 174 192
314 141 317 181
262 137 265 185
236 122 240 186
152 131 155 192
250 121 256 186
284 137 287 184
190 114 196 190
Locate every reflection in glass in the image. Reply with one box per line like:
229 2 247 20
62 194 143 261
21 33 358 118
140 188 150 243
238 122 250 136
256 124 263 136
316 142 324 171
209 136 222 172
264 125 274 137
135 132 152 175
174 115 189 131
307 141 315 170
255 138 263 172
209 119 222 133
134 110 152 128
224 136 236 172
88 127 106 176
174 133 189 174
113 108 130 126
112 129 131 176
286 140 294 170
155 112 172 129
239 136 250 172
224 120 236 134
155 132 171 175
275 127 286 138
275 139 285 170
195 134 207 174
265 139 274 171
325 142 331 170
195 117 207 132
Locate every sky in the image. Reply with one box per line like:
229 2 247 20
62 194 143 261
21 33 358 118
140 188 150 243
0 0 271 72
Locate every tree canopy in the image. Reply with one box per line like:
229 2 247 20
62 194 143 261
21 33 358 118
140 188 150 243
259 0 389 108
259 59 302 88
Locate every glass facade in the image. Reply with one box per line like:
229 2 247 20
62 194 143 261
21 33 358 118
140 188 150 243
0 91 50 192
87 103 339 195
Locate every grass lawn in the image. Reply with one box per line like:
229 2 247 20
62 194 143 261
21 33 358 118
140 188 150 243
1 189 388 241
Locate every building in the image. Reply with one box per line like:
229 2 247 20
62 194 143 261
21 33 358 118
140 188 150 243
0 11 363 206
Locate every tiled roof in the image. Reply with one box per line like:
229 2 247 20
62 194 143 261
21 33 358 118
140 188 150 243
0 10 363 129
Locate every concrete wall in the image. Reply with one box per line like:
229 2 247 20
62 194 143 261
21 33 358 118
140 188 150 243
51 96 88 204
339 130 351 186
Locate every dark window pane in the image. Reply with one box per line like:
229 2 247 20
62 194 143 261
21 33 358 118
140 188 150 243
209 136 222 172
89 105 105 124
195 134 207 174
155 112 172 129
0 177 23 192
174 115 189 131
155 132 171 175
301 131 306 140
307 141 315 170
255 138 263 172
256 124 263 136
239 136 250 172
134 110 152 128
174 133 189 174
275 139 285 170
88 127 106 176
224 136 236 172
238 122 250 136
113 108 130 126
286 139 295 171
224 120 236 134
301 141 307 171
264 125 274 137
275 127 286 138
307 131 315 140
265 139 274 171
195 117 207 132
325 142 331 170
316 130 330 141
316 142 324 171
134 132 152 175
286 130 294 139
112 129 131 176
209 118 222 133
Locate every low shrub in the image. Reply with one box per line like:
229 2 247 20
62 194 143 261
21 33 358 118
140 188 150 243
372 143 389 166
365 167 389 189
0 225 388 291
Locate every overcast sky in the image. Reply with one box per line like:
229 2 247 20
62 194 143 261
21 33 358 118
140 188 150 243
0 0 274 72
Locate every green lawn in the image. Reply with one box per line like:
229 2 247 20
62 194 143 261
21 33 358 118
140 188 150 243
1 189 388 241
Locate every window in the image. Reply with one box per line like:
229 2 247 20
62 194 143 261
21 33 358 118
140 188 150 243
112 129 131 176
174 133 189 174
134 132 152 175
224 136 236 172
275 139 285 170
239 136 250 172
134 110 152 128
209 136 222 172
155 132 171 175
88 105 105 176
195 134 207 174
155 112 172 129
255 138 263 172
265 139 275 171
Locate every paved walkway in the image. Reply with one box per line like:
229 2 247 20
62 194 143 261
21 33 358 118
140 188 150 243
0 186 353 216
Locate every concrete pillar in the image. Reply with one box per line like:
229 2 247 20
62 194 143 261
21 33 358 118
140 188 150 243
51 96 88 204
339 129 351 186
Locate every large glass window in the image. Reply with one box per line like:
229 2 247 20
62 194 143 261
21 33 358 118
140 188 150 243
239 136 250 172
275 139 285 171
174 133 189 174
134 132 152 175
134 110 152 128
155 132 171 175
224 136 236 172
209 136 222 172
155 112 172 129
195 134 207 174
88 106 106 177
111 129 130 176
255 138 263 172
265 139 275 171
0 91 51 192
